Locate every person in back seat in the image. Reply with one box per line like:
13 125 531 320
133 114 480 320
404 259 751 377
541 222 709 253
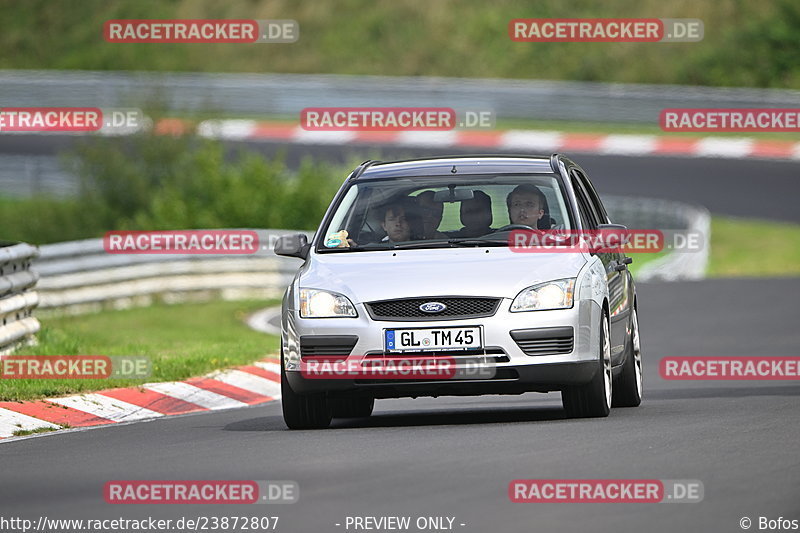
416 191 448 239
453 190 494 237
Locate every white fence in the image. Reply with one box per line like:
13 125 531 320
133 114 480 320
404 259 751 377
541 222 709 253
33 230 310 316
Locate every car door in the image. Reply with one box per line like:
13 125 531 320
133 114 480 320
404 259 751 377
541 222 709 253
570 169 629 365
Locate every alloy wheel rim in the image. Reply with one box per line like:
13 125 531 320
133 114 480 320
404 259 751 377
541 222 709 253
632 309 643 398
603 317 612 409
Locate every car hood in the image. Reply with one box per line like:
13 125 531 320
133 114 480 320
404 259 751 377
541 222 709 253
299 247 587 303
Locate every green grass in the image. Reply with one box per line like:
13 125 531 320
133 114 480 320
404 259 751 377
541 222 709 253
0 299 280 401
0 0 798 89
12 426 61 437
707 216 800 277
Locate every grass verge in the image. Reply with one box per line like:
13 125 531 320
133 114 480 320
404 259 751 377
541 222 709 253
628 216 800 279
0 299 279 402
12 426 61 437
707 217 800 277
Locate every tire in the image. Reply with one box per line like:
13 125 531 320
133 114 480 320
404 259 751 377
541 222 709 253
330 397 375 419
281 351 332 430
612 306 643 407
562 309 612 418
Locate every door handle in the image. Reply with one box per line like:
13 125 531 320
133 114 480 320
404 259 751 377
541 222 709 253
613 257 632 271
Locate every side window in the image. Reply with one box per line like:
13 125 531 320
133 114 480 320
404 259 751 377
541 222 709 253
573 169 609 224
572 180 596 229
571 176 597 230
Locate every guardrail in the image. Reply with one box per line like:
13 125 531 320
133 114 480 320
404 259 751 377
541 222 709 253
0 243 41 355
33 230 312 316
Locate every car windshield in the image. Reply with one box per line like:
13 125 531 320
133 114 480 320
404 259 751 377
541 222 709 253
317 174 573 252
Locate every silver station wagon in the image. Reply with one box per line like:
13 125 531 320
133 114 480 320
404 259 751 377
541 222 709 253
275 154 643 429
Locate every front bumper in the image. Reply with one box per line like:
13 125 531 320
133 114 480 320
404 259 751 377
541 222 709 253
282 298 602 398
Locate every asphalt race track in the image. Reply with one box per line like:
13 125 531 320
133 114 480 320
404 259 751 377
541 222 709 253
1 279 798 532
1 147 798 532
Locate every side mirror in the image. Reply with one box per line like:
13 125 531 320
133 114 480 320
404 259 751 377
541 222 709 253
274 233 310 259
594 223 631 252
597 223 628 231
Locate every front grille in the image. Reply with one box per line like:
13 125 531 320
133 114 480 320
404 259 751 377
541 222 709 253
300 335 358 357
366 297 501 321
511 327 574 356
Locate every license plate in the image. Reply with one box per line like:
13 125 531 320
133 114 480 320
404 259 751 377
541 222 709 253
385 327 482 352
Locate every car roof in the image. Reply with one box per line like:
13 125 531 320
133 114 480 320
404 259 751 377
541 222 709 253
353 155 558 180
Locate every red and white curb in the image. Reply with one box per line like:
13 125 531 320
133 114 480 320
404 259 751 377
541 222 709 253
163 119 800 161
0 358 281 441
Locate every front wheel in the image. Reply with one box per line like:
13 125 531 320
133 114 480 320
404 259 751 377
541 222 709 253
562 310 612 418
281 352 332 430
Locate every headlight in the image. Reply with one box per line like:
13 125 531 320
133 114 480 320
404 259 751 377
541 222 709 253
510 279 575 312
299 288 357 318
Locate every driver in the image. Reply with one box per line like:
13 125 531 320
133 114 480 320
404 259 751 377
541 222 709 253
506 184 546 228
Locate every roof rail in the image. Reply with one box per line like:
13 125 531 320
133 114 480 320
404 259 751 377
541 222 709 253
349 159 380 181
376 154 548 166
549 153 562 174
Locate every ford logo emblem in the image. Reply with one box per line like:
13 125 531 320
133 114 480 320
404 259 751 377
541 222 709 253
419 302 447 313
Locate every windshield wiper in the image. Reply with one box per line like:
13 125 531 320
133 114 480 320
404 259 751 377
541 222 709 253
388 241 456 250
446 238 509 247
323 238 509 252
389 239 508 250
